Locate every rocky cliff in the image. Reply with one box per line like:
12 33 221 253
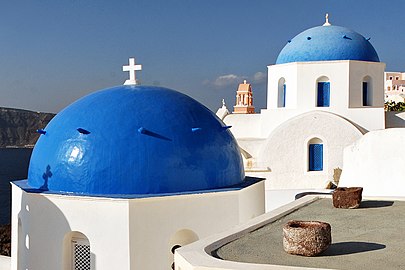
0 107 55 147
0 224 10 256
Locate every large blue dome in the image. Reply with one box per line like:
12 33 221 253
26 85 244 196
276 25 380 64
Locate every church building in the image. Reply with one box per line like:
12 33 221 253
10 59 264 270
218 15 386 190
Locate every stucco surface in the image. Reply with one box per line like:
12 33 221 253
258 111 363 189
266 61 385 132
0 256 10 270
340 128 405 196
11 181 265 270
385 111 405 128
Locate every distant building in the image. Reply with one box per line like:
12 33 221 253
233 80 255 114
218 15 387 190
385 71 405 102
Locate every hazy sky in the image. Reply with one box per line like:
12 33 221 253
0 0 404 113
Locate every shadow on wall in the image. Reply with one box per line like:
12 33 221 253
385 111 405 128
17 191 96 270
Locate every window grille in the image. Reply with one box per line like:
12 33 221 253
72 239 90 270
309 144 323 171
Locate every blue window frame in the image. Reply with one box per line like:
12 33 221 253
309 144 323 171
363 82 369 106
317 82 330 107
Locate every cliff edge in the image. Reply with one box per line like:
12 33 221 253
0 107 55 148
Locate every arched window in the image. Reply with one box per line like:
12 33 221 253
316 76 330 107
308 138 323 171
278 78 286 107
168 229 199 270
63 232 91 270
363 76 372 106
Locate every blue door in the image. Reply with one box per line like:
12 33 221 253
363 82 368 106
309 144 323 171
317 82 330 107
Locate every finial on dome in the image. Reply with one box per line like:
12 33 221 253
123 57 142 85
222 99 226 107
243 79 247 84
323 13 331 26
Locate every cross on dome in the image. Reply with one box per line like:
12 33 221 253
123 58 142 85
323 13 331 26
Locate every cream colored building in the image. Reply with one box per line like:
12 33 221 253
385 71 405 102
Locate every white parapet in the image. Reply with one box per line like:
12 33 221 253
0 255 10 270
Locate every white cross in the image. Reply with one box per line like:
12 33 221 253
123 58 142 85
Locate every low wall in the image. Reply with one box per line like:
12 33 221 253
0 255 10 270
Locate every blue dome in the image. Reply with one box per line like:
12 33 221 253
26 85 244 196
276 25 380 64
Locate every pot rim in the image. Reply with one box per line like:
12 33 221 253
284 220 330 230
334 187 363 192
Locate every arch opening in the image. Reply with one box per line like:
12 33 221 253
63 231 91 270
278 78 286 108
168 229 199 270
363 76 372 106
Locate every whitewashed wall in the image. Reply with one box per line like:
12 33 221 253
11 181 264 270
257 111 363 189
340 128 405 196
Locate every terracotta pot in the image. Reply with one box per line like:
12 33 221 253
283 220 331 256
333 187 363 209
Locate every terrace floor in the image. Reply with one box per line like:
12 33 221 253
216 198 405 270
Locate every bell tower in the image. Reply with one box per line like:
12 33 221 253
233 80 255 114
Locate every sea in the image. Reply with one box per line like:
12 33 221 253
0 148 33 225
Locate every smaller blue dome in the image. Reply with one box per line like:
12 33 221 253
25 85 244 197
276 25 380 64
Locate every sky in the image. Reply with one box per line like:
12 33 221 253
0 0 404 113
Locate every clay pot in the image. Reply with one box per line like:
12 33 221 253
283 220 331 256
333 187 363 209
